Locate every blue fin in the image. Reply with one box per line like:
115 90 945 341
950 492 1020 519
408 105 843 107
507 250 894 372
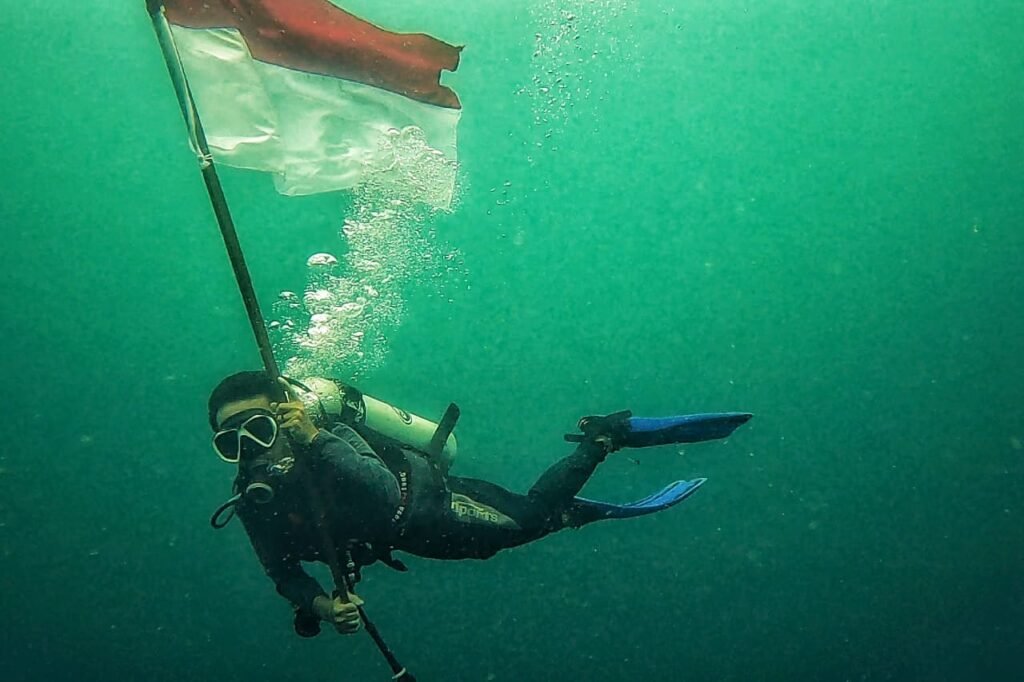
566 411 752 449
624 412 752 447
566 478 707 525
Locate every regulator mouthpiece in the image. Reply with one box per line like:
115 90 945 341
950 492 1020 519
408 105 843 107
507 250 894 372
244 481 275 505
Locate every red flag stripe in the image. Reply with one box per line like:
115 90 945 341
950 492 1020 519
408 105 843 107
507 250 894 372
163 0 461 109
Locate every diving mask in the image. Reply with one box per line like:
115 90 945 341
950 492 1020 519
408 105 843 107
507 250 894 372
213 410 278 463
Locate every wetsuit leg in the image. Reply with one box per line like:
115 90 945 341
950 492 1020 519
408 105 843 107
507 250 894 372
417 438 611 559
526 437 610 509
461 437 609 529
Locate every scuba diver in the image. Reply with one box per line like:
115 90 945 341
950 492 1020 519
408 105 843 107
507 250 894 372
208 370 752 637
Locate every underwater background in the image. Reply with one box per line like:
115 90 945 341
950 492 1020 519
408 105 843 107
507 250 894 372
2 1 1022 680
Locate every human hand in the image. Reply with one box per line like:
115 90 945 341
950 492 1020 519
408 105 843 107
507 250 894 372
312 592 365 634
272 377 320 445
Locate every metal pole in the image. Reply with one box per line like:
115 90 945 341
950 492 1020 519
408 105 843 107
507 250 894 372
146 0 279 377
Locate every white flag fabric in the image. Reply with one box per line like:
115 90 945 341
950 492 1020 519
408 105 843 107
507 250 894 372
163 0 462 204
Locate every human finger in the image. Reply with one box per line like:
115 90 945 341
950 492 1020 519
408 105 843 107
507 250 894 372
278 408 301 422
273 401 304 417
281 416 304 431
334 620 360 634
337 609 361 629
276 407 306 423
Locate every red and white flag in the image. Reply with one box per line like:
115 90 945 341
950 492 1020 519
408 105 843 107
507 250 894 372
162 0 462 203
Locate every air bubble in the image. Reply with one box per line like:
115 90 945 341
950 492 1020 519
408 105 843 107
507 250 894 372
307 253 338 267
271 124 465 379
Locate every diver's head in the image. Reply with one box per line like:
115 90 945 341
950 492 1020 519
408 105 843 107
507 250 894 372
209 371 286 429
208 371 293 469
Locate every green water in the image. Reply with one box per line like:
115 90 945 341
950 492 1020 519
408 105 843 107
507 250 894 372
2 1 1022 681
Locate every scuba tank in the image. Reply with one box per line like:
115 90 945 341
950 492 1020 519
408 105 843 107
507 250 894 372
287 376 458 473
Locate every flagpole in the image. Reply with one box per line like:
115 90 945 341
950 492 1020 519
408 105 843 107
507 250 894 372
145 4 416 680
145 0 279 377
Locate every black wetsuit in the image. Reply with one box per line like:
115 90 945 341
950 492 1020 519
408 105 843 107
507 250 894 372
234 424 609 625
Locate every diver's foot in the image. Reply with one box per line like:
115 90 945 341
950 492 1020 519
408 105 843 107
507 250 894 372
565 410 753 450
564 410 633 452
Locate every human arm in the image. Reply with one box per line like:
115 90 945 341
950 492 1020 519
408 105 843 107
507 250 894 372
269 379 397 632
274 378 402 530
238 507 327 612
240 509 366 635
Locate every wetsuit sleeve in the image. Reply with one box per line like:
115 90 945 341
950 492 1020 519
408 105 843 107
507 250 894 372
307 428 402 531
239 512 327 613
236 430 400 617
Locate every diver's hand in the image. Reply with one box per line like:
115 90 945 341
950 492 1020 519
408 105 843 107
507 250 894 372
273 377 320 445
312 593 364 635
